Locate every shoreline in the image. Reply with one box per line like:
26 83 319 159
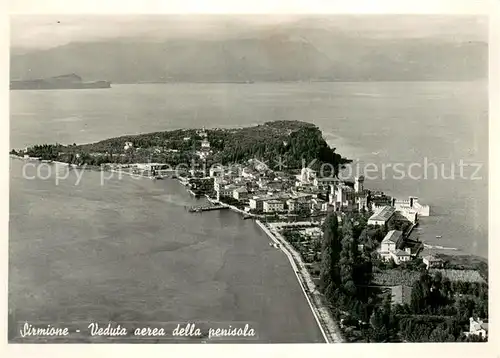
255 220 344 343
9 155 487 260
10 155 486 259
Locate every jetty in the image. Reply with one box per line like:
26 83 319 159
187 205 229 213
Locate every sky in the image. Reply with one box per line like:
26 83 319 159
10 15 488 50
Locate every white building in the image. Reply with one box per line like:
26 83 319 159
390 249 412 264
368 206 396 226
302 227 323 239
209 166 225 178
466 317 488 339
379 230 403 261
394 196 430 216
313 177 338 188
216 184 237 201
124 141 134 151
299 167 317 184
232 187 248 201
213 177 228 192
355 193 369 211
201 138 210 149
330 184 355 211
312 198 328 212
354 176 365 193
135 163 167 172
263 199 285 213
198 138 212 159
242 167 259 179
249 196 265 211
286 198 311 213
422 255 444 269
378 230 413 265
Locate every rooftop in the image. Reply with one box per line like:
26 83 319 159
233 187 248 193
382 230 403 244
393 249 411 257
369 206 396 222
266 199 284 204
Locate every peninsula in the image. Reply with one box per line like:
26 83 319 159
10 73 111 90
10 120 488 343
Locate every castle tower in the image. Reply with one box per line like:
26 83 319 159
354 175 365 193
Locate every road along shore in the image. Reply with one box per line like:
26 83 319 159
256 220 344 343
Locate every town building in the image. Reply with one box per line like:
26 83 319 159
369 192 392 209
299 167 317 184
368 206 396 226
312 198 328 212
197 127 208 138
249 196 265 211
465 317 488 339
330 184 356 211
394 196 430 216
286 197 312 213
313 176 339 189
422 255 444 269
355 192 369 211
209 166 225 178
216 184 237 201
213 177 229 192
302 227 323 239
124 141 134 151
390 249 412 264
135 163 168 173
232 187 248 201
242 167 259 179
199 138 211 159
354 175 365 193
378 230 403 261
263 199 285 213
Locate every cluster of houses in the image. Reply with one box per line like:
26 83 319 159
377 229 418 265
211 161 430 223
213 165 345 215
368 197 430 226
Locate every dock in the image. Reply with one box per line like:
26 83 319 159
188 205 229 213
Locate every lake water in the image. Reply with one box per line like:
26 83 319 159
9 82 488 341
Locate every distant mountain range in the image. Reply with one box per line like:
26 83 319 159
10 27 487 82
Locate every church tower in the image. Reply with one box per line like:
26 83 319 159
354 175 365 193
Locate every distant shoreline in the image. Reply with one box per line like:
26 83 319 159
108 79 487 85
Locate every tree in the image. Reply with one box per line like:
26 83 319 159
339 219 356 288
319 213 341 294
411 272 432 314
369 309 389 342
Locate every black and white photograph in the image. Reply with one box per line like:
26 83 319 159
6 3 493 349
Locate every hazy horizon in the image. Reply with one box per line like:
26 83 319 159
11 14 488 51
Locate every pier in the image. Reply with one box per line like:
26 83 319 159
187 205 229 213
